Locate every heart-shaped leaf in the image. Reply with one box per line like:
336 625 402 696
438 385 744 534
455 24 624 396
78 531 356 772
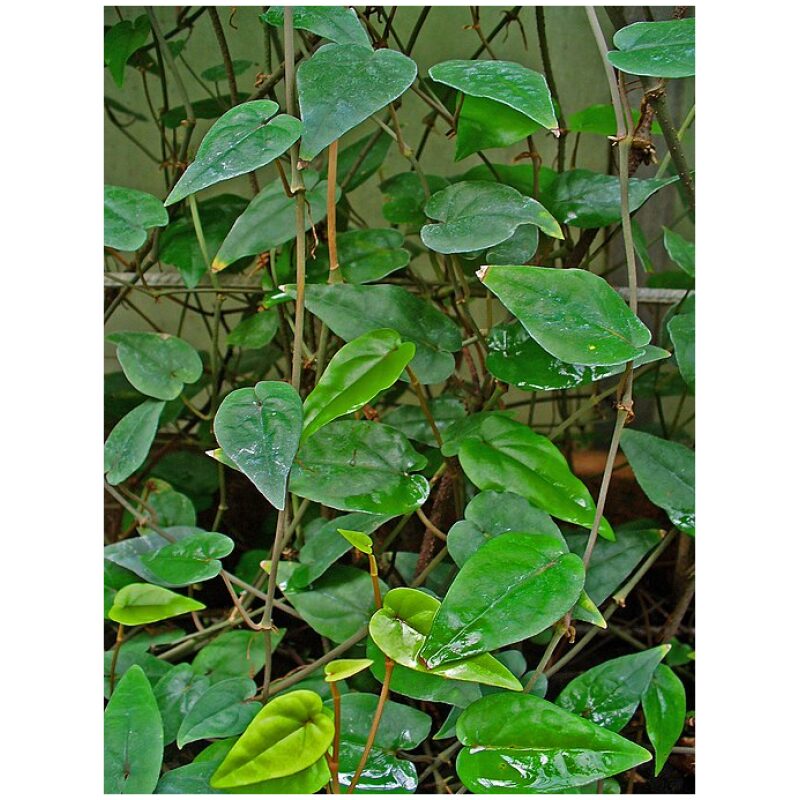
192 629 283 684
104 665 163 793
153 664 211 745
607 18 695 78
214 381 303 510
324 659 374 682
457 415 615 538
108 582 205 626
643 664 686 775
291 283 462 384
455 693 651 793
619 429 695 534
316 228 410 284
421 181 561 254
210 690 334 788
177 677 260 748
290 420 429 515
261 6 370 47
107 331 203 400
165 101 302 204
337 528 374 554
105 15 150 87
297 44 417 160
141 531 234 585
226 309 279 350
485 224 540 264
419 533 584 667
104 185 168 251
479 266 652 367
369 587 522 691
104 399 165 485
303 328 414 441
663 228 695 276
668 309 695 391
380 172 450 227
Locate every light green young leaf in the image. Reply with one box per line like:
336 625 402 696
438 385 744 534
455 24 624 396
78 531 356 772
108 583 205 626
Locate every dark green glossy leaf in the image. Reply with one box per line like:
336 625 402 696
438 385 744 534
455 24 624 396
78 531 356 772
104 665 163 793
663 228 695 276
284 564 386 643
107 331 203 400
177 677 259 748
479 266 652 367
608 19 695 78
448 490 563 569
105 15 150 87
643 664 686 775
104 399 165 485
261 6 370 46
486 224 540 264
665 638 695 667
457 415 614 538
141 531 234 585
211 689 334 788
214 380 303 510
303 329 415 441
108 582 205 625
568 104 662 137
369 587 522 691
419 533 584 667
421 181 561 254
455 693 651 793
200 60 252 82
338 131 393 191
192 629 282 684
439 410 515 457
337 741 417 793
104 528 198 587
104 185 168 251
103 642 173 700
155 762 224 794
383 396 467 448
540 169 679 228
165 101 302 204
213 172 335 270
668 309 695 391
380 172 449 227
556 646 669 732
227 309 279 349
154 664 211 745
619 429 695 534
297 43 417 160
333 228 410 283
162 93 251 128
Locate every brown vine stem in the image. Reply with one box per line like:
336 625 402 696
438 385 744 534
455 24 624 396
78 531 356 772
347 658 395 792
522 619 566 693
108 623 125 694
327 139 340 280
535 6 567 172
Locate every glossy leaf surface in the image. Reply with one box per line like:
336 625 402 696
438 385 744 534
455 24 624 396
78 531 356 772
668 310 695 391
107 331 203 401
104 399 165 485
165 101 302 204
383 396 467 448
457 415 614 538
261 6 370 47
302 329 415 441
104 665 163 793
568 103 662 137
324 659 374 682
192 629 280 684
335 228 411 283
453 95 541 161
608 18 695 78
486 224 540 265
177 677 259 748
153 664 211 745
141 531 234 585
380 172 449 227
109 582 205 625
455 693 651 793
421 181 561 254
297 43 417 160
211 690 334 787
479 266 651 367
104 185 168 250
337 528 374 554
620 429 695 534
226 309 279 350
420 533 584 667
643 664 686 775
214 381 303 510
663 228 695 276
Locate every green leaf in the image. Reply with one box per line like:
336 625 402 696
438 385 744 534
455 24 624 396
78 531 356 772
556 646 669 732
165 101 302 205
104 399 165 485
540 169 679 228
440 410 515 457
663 228 695 276
337 528 374 554
419 533 584 667
133 480 196 531
107 331 203 400
297 44 417 160
162 93 251 128
177 677 260 748
608 18 695 78
153 664 211 746
155 762 224 794
193 629 282 684
568 103 662 137
667 310 695 391
104 665 163 793
104 528 202 587
643 664 686 775
479 266 652 367
619 429 695 534
421 181 561 254
665 638 695 667
338 131 393 191
334 228 411 283
141 531 234 585
383 396 467 448
460 162 552 196
212 172 335 270
457 415 615 538
261 6 370 47
324 659 374 682
455 693 651 793
290 420 429 515
369 587 522 691
486 224 540 265
380 172 450 227
447 490 563 569
575 590 607 628
214 381 303 510
105 15 150 87
103 642 173 699
104 185 168 251
108 582 205 625
284 564 386 643
226 309 279 350
210 690 334 788
293 283 462 384
632 219 655 273
200 59 252 82
303 328 415 441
